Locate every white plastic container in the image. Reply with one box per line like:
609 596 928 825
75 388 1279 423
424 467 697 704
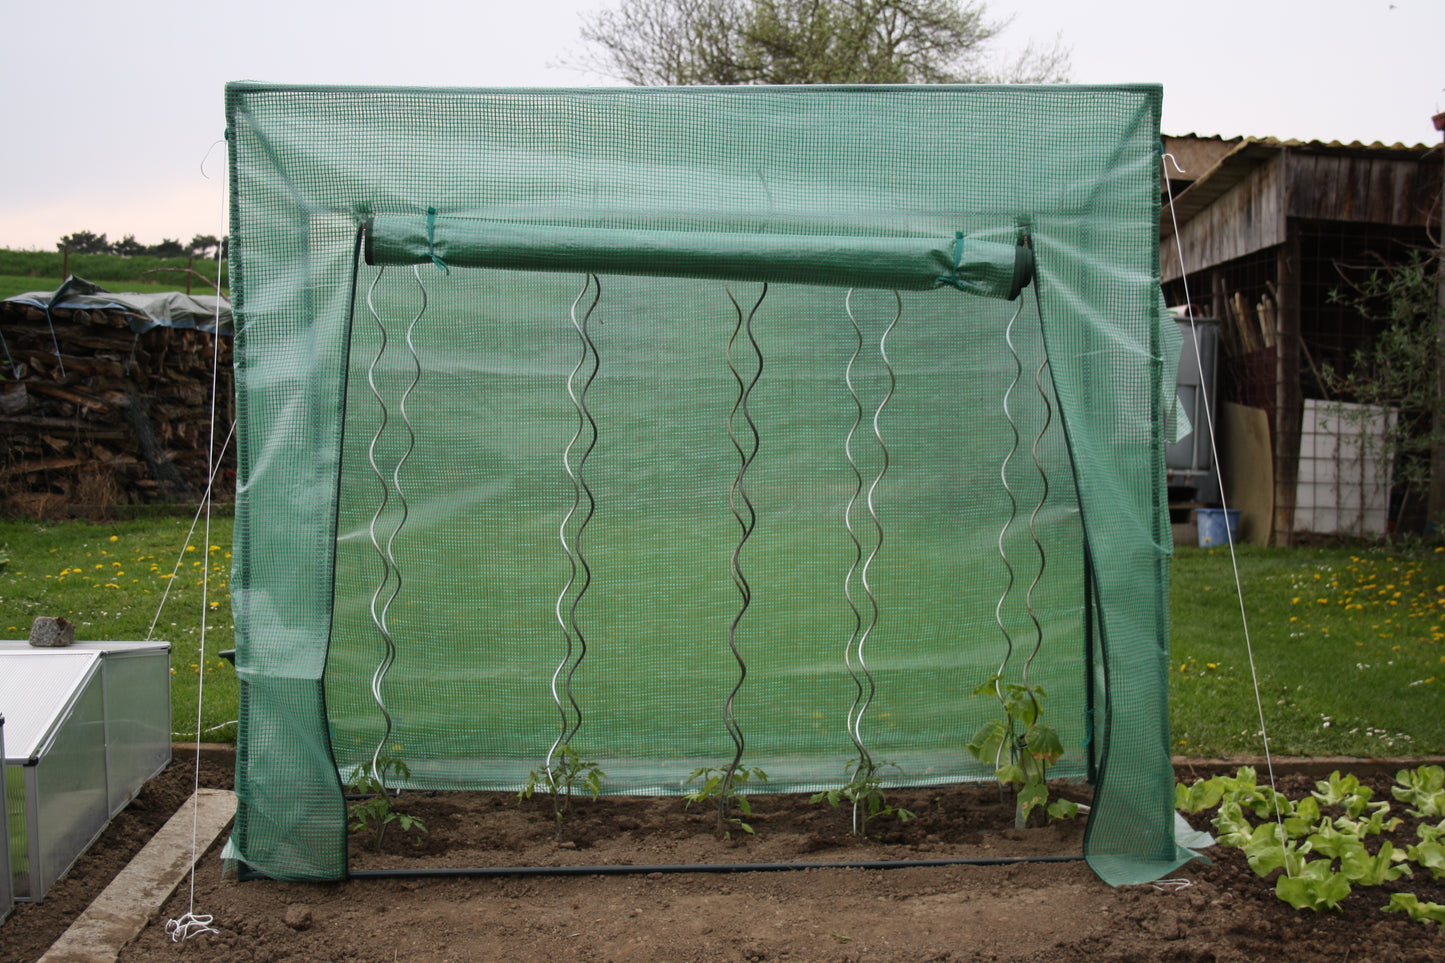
0 714 11 922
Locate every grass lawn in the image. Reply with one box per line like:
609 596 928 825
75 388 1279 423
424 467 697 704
2 514 1442 759
0 275 227 302
1171 542 1445 758
0 513 237 741
0 247 227 301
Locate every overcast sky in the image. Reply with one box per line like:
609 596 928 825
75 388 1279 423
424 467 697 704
1 0 1440 250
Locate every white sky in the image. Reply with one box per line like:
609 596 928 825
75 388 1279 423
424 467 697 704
1 0 1440 250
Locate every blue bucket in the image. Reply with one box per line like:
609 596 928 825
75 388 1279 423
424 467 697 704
1197 508 1240 547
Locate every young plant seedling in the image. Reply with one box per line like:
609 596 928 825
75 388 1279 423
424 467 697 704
967 678 1075 826
1276 859 1353 913
520 744 607 839
1179 765 1445 922
1392 765 1445 819
1408 821 1445 879
810 757 914 836
1384 893 1445 924
684 764 767 838
1339 839 1412 886
345 755 427 852
1312 770 1368 807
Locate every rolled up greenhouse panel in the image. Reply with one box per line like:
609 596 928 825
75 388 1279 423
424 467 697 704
364 216 1032 298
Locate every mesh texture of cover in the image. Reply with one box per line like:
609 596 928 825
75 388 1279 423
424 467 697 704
223 83 1192 886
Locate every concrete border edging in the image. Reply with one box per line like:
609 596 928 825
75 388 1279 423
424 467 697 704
37 789 236 963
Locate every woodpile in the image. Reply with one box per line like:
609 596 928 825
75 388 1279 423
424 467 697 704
0 301 234 519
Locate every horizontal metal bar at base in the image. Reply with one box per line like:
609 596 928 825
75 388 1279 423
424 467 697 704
345 854 1084 880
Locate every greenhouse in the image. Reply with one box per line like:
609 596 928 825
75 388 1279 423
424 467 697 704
222 82 1191 886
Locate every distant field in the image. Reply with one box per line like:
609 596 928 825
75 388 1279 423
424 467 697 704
0 274 225 301
0 248 227 301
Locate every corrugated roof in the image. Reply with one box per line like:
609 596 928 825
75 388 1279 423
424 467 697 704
1167 132 1435 152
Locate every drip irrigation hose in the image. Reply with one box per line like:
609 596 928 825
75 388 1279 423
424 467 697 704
343 854 1084 880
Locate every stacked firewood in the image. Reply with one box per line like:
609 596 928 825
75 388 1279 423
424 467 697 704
0 301 235 518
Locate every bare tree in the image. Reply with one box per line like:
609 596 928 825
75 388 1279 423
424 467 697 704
573 0 1070 85
578 0 749 85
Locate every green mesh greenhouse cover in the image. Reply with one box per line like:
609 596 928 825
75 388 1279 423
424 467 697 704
222 82 1194 886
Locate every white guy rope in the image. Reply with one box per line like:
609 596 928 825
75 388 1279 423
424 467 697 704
1162 153 1289 850
164 139 229 941
142 421 233 643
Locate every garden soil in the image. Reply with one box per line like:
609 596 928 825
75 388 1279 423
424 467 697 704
3 751 1443 963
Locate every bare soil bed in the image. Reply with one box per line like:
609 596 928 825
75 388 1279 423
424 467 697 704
5 755 1445 963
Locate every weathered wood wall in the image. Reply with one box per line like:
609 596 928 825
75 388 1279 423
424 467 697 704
1162 152 1286 283
1286 150 1440 226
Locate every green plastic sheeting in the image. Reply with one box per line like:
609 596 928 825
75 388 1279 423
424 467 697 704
222 82 1194 887
366 216 1033 297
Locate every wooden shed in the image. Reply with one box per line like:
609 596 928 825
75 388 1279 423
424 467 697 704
1160 135 1441 543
